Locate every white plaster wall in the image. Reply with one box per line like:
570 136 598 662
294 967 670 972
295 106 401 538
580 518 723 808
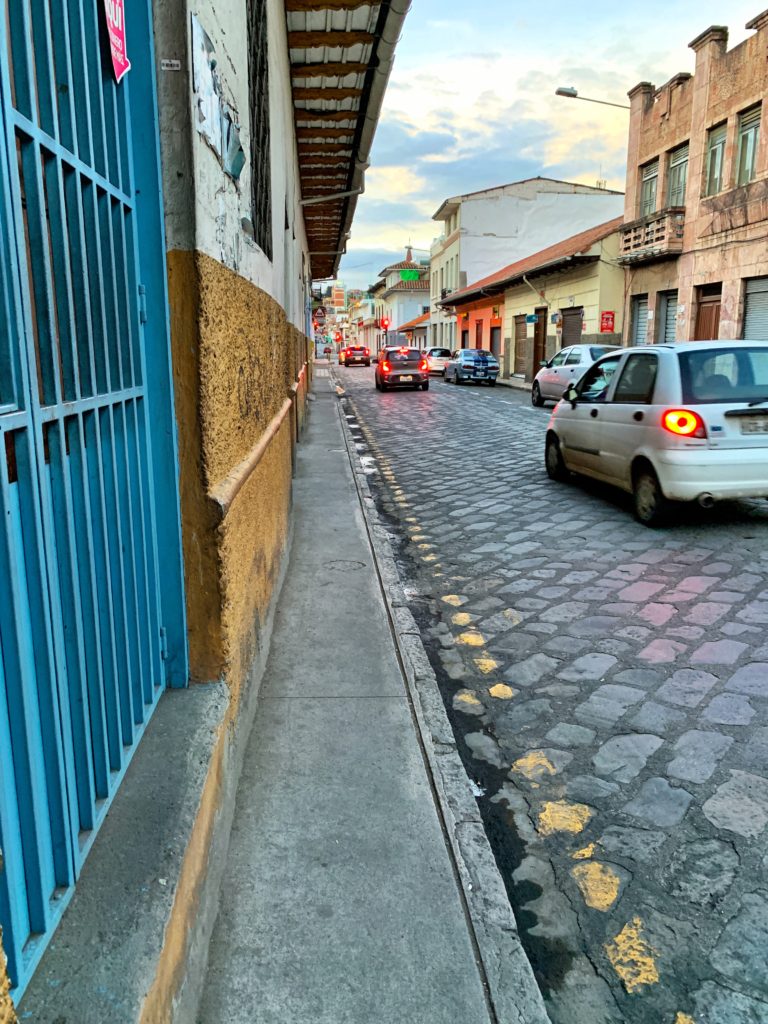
460 192 625 283
177 0 310 330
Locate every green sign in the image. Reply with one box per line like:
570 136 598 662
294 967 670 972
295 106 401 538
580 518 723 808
400 269 420 281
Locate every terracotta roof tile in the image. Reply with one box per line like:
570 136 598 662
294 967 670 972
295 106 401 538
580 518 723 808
445 217 624 306
396 312 430 331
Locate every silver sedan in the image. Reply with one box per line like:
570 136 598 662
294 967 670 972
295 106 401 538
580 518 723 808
531 344 620 406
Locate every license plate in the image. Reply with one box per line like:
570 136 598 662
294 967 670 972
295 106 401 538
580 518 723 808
741 416 768 434
400 375 413 382
475 372 486 378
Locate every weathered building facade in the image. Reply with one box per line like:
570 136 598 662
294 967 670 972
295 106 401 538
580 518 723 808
443 219 625 380
621 11 768 343
1 0 407 1014
429 178 624 350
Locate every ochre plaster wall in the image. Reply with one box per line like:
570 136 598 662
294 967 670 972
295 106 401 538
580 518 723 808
0 931 16 1024
169 250 309 694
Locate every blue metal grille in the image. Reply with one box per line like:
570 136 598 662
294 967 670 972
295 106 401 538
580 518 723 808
0 0 169 997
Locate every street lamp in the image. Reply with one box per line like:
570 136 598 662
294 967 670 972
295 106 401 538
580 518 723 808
555 86 630 111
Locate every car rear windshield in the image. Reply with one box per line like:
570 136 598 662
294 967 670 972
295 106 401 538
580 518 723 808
430 348 451 357
348 347 365 352
589 346 619 359
679 346 768 404
389 349 422 362
463 350 497 361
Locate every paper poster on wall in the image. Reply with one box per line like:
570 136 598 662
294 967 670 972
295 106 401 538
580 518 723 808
191 15 245 181
103 0 130 82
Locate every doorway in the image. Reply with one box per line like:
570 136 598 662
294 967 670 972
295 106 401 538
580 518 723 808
694 284 722 340
532 307 548 378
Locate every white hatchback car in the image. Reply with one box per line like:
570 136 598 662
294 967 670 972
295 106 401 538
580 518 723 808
425 347 452 374
545 341 768 526
532 343 620 406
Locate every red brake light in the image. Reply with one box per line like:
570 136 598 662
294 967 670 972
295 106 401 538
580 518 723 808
364 348 369 355
419 359 428 372
381 360 391 373
398 346 408 354
662 409 707 439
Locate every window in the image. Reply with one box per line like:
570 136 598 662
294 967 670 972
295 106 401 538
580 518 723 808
737 106 761 186
577 355 623 403
613 353 659 403
667 143 689 206
679 345 768 403
565 348 583 365
705 123 727 195
640 160 659 216
247 0 272 258
550 350 568 367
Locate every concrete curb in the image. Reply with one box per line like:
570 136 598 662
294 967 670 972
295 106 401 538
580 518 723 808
331 376 551 1024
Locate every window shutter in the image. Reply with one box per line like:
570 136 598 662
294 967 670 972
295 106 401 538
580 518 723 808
741 106 761 132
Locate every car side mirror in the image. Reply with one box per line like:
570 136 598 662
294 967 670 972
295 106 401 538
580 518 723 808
540 360 549 368
564 385 579 408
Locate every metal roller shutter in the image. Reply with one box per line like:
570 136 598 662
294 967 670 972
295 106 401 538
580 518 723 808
632 296 649 345
743 278 768 340
663 292 678 342
561 307 583 346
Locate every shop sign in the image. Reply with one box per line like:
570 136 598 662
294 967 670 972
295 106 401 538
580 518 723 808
525 314 538 324
600 311 615 333
103 0 130 82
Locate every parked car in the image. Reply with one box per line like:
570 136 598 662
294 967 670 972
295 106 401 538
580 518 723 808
444 348 500 386
375 347 430 391
532 344 620 407
343 345 371 366
425 347 452 375
544 340 768 526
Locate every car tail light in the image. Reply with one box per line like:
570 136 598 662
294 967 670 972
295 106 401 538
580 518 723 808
398 347 408 354
419 359 428 372
364 348 369 355
662 409 707 439
381 360 391 373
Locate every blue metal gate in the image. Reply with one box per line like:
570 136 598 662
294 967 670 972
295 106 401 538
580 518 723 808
0 0 183 998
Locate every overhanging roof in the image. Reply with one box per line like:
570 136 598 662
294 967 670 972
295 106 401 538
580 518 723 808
286 0 411 281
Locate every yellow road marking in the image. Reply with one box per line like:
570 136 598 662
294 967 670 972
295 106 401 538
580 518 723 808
512 751 557 786
571 862 621 911
489 683 516 699
605 917 659 993
571 843 595 860
457 630 485 647
537 801 593 836
474 656 499 674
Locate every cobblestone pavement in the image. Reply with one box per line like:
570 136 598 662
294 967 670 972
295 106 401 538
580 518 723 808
336 364 768 1024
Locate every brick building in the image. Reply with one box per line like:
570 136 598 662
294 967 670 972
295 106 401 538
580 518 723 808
620 11 768 343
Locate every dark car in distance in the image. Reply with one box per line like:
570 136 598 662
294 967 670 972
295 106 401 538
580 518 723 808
375 347 430 391
343 345 371 366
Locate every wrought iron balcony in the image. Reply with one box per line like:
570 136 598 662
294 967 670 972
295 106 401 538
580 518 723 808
619 207 685 263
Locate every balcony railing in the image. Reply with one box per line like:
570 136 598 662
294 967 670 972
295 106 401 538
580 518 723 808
619 207 685 262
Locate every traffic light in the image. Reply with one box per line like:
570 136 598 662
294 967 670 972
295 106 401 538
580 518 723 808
335 332 342 343
381 317 390 331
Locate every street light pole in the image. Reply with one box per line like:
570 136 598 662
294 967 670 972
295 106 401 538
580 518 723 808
555 86 630 111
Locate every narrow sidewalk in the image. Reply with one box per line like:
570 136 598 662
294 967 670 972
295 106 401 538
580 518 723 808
197 373 498 1023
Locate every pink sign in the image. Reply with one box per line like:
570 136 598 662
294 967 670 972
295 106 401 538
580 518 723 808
103 0 130 83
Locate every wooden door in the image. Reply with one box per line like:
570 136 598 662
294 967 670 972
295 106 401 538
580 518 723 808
695 297 721 340
475 320 483 348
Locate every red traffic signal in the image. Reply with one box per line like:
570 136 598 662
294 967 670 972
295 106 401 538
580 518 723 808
381 317 390 330
334 332 342 343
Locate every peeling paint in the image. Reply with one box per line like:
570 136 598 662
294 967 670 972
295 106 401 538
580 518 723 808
457 630 485 647
674 1015 695 1024
452 612 472 626
441 594 465 607
571 861 621 911
488 683 516 699
537 800 593 836
571 843 596 860
605 917 659 993
512 750 557 786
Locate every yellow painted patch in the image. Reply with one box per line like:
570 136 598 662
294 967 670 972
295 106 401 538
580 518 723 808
417 543 434 551
571 862 621 911
489 683 516 699
452 612 473 626
571 843 596 860
474 656 499 675
537 801 593 836
674 1015 695 1024
421 553 437 562
456 691 482 706
441 594 463 607
503 608 523 626
605 917 659 994
457 630 485 647
512 751 557 785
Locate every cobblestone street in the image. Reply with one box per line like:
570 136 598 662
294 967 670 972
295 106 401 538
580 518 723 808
337 364 768 1024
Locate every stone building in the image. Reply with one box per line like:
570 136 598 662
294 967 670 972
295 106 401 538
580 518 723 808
620 11 768 343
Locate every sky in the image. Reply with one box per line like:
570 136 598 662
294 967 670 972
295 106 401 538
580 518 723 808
336 0 759 290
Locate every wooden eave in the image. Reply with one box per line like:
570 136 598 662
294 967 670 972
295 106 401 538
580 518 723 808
285 0 409 280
